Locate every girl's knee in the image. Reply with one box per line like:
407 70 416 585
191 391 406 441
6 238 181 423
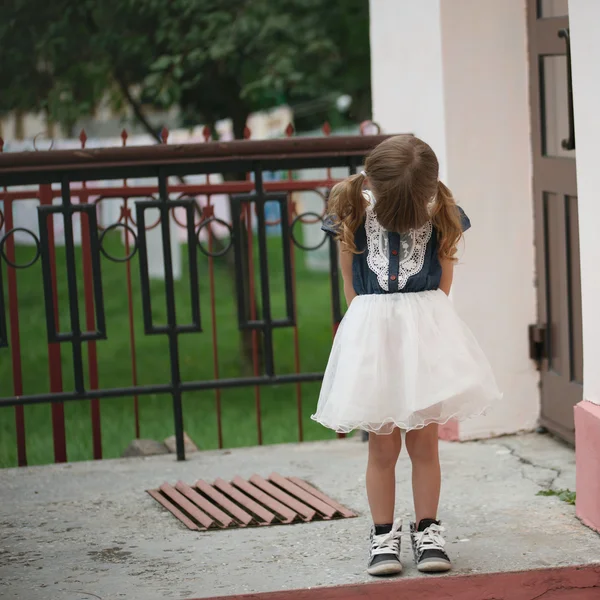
368 431 401 469
406 426 439 462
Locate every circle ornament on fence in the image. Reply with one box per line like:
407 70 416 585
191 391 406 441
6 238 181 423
196 217 234 258
0 228 42 269
99 223 138 263
290 212 328 251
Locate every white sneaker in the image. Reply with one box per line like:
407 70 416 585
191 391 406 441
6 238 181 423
367 518 403 576
410 519 452 573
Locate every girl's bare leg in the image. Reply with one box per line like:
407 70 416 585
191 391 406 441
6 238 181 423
366 429 402 524
405 424 441 524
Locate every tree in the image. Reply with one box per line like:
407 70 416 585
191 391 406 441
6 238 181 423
0 0 371 137
0 0 371 368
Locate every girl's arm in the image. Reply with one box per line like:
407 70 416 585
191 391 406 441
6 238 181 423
439 258 454 296
340 244 357 306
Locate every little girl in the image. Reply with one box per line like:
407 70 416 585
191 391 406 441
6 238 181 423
312 135 501 576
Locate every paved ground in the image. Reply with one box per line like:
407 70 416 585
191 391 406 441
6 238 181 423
0 432 598 600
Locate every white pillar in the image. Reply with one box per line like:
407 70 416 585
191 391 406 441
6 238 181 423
440 0 538 438
370 0 448 178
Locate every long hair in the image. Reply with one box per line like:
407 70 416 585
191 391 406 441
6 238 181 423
326 135 463 260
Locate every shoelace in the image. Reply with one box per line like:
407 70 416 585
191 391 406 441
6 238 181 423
371 519 402 556
415 523 446 555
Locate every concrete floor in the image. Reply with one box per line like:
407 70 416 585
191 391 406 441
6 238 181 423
0 433 598 600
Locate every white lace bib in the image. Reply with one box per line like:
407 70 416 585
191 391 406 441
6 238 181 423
363 191 433 291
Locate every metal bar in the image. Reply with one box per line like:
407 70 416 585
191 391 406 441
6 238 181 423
231 199 246 329
79 189 102 459
254 169 274 377
0 179 349 202
147 489 199 531
278 196 295 323
249 475 316 521
238 318 294 330
118 135 141 439
206 193 223 448
286 195 303 442
268 473 336 518
174 481 233 528
212 478 275 525
135 198 201 335
284 169 303 442
84 205 106 337
122 199 141 439
195 480 254 526
0 134 390 172
0 372 325 407
0 156 384 188
60 176 85 394
158 169 185 462
0 243 6 349
134 203 154 334
184 202 201 330
39 185 68 463
37 203 106 343
38 205 59 343
245 201 263 445
558 28 575 151
3 198 27 466
231 476 296 523
159 483 214 529
47 329 108 342
288 477 357 518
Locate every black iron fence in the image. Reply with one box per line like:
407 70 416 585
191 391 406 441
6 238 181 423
0 130 388 465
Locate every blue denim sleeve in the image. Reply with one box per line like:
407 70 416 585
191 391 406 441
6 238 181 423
457 206 471 232
321 214 340 237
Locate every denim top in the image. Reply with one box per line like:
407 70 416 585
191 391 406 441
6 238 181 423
322 191 471 295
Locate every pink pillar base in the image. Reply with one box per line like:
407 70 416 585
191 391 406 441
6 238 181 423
575 400 600 532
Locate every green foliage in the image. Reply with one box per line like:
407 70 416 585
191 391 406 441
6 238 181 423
536 488 576 505
0 0 371 135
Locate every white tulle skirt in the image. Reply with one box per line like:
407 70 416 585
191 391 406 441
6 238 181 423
311 290 502 434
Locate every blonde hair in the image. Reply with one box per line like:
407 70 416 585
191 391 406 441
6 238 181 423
327 135 463 260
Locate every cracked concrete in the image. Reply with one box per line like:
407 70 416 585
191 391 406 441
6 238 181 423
0 433 598 600
482 433 575 491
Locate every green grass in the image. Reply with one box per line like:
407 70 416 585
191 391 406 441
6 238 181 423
536 488 576 505
0 227 339 467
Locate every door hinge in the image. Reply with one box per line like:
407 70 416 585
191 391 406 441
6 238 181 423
529 324 546 367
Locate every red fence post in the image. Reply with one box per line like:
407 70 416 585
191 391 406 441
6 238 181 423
39 184 67 463
3 195 27 466
78 130 102 459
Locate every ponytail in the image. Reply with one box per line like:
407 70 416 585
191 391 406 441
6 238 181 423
326 172 367 253
431 180 463 261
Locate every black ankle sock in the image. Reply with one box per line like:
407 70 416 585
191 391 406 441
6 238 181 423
417 518 439 532
374 523 393 536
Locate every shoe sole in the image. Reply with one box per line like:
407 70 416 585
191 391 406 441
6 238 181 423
367 561 403 576
417 559 452 573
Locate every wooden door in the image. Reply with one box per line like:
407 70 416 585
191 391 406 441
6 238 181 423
527 0 582 443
